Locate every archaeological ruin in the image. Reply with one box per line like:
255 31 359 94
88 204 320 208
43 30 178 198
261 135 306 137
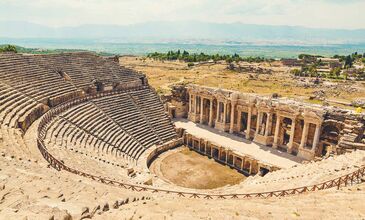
166 84 365 161
1 51 365 219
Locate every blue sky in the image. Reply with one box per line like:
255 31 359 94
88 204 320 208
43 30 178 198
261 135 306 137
0 0 364 29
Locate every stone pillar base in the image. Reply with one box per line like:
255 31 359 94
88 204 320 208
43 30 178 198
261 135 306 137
188 113 201 123
215 121 230 132
253 134 274 146
297 148 315 160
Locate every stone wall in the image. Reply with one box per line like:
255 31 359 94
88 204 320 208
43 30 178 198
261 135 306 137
162 84 189 118
183 131 279 176
167 84 365 160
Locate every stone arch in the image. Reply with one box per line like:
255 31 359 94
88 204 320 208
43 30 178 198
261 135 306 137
321 124 341 144
319 121 343 156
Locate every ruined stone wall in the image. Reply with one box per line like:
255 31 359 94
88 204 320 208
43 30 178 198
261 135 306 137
170 84 365 159
183 131 279 175
324 110 365 153
162 84 189 118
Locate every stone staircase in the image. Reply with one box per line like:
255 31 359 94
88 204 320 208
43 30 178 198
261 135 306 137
339 116 365 151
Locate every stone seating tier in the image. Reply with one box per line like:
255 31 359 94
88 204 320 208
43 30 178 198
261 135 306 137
31 53 143 90
42 87 177 161
0 53 79 104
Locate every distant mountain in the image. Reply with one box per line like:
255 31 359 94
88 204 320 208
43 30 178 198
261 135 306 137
1 21 365 44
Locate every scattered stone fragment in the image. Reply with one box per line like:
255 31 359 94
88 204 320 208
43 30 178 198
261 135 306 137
102 202 109 212
90 205 100 217
81 207 89 216
113 200 119 209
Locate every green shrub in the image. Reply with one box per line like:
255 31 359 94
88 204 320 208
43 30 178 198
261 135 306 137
0 45 17 53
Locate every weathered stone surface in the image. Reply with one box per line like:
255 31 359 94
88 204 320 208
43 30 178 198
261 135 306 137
102 203 109 212
81 207 89 216
90 205 100 217
112 200 119 209
179 84 365 159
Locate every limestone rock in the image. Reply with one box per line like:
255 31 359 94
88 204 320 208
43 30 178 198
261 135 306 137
80 213 91 220
143 178 153 185
81 207 89 216
118 199 125 206
127 168 134 176
112 200 119 209
90 205 100 217
102 202 109 212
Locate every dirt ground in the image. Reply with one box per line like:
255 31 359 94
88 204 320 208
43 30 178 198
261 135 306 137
150 147 245 189
120 56 365 109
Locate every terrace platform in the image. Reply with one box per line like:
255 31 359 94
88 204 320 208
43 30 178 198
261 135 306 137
174 118 303 169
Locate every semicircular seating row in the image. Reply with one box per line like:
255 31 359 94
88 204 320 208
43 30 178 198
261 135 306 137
44 89 177 161
0 52 177 162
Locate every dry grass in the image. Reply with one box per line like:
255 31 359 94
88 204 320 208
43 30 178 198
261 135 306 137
120 56 365 108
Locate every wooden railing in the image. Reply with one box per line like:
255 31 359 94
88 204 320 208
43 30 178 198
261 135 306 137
36 89 365 200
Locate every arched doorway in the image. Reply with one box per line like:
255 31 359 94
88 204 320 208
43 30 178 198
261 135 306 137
319 123 341 156
281 117 293 146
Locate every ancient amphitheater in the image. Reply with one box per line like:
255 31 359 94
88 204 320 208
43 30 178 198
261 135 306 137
1 51 365 219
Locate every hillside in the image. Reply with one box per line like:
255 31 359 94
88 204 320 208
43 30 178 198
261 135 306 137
1 21 365 44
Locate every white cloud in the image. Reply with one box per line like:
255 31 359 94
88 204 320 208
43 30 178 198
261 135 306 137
0 0 364 29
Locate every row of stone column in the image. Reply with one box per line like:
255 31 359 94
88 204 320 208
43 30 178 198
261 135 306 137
184 132 277 175
189 94 274 139
189 94 225 126
188 94 322 157
272 115 321 154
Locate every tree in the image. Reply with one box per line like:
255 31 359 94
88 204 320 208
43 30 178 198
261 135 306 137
308 65 318 77
330 67 341 78
0 45 17 53
182 50 189 56
343 72 349 80
344 55 353 68
226 57 233 64
290 69 301 76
